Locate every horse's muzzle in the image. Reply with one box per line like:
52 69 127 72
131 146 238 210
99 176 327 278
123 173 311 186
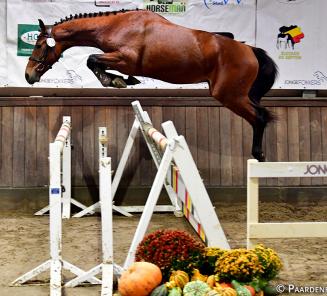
25 72 40 85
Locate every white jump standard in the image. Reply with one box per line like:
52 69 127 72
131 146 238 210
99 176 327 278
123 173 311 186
247 159 327 249
34 116 90 219
123 101 230 268
65 127 123 295
11 118 101 296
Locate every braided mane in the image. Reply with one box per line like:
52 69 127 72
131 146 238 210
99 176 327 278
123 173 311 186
53 8 140 26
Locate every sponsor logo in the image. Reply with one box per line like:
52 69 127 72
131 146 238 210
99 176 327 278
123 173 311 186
276 25 304 60
204 0 242 9
284 71 327 87
304 164 327 176
17 24 40 57
145 0 186 14
40 70 83 85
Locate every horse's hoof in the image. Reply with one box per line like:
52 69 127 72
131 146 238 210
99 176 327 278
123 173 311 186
125 75 141 85
99 74 112 87
253 152 265 162
111 77 127 88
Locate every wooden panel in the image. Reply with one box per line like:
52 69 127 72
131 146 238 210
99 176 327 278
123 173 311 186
231 113 243 185
82 106 95 187
220 108 232 186
322 107 327 185
116 107 130 186
25 107 37 186
185 107 198 164
287 107 300 185
71 106 84 186
208 107 220 185
106 107 118 176
275 107 288 186
298 107 311 186
13 107 25 187
36 107 49 186
196 107 210 185
0 107 13 186
310 107 323 185
265 107 278 186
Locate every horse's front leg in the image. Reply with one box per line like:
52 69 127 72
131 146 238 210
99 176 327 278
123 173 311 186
86 54 140 88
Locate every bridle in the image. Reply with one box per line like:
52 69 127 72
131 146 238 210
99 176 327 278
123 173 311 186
29 34 54 72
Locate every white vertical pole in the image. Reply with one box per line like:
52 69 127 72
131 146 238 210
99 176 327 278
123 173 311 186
62 116 71 219
247 159 259 249
49 142 63 296
124 146 174 269
100 157 113 296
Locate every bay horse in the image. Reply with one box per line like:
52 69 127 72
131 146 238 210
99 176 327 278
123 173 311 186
25 9 278 161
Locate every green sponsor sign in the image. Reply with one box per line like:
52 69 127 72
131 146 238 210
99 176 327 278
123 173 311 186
144 0 187 14
17 24 40 57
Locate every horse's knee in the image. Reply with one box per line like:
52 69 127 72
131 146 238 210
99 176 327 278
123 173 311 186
253 104 274 127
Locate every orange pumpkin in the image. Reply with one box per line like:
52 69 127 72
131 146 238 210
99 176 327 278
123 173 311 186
118 262 162 296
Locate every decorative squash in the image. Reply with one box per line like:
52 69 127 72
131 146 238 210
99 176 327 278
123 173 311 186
168 287 183 296
214 287 237 296
166 281 177 289
151 284 169 296
206 289 221 296
169 270 189 288
183 280 211 296
191 269 208 282
231 280 252 296
206 275 216 288
118 262 162 296
244 285 256 296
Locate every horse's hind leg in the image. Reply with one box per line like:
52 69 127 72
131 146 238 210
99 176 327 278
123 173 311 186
212 88 269 161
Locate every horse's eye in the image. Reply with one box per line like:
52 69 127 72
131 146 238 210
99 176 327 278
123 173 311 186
35 44 42 49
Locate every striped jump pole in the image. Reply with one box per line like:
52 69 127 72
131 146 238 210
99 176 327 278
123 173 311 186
34 117 89 219
124 102 230 268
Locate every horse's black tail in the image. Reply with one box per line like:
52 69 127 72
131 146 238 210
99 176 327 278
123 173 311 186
249 47 278 123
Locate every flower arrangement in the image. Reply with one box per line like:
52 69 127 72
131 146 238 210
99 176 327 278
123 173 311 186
212 244 283 283
214 248 264 282
200 247 227 275
253 244 283 281
135 229 205 280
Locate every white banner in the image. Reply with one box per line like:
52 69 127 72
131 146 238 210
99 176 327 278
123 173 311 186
0 0 6 85
256 0 327 89
5 0 255 88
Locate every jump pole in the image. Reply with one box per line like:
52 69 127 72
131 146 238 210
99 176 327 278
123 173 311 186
123 104 230 268
34 116 90 219
11 118 101 296
247 159 327 249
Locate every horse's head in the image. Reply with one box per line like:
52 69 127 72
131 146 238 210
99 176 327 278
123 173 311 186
25 19 60 84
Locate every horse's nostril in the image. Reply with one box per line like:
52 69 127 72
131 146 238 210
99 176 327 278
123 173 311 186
25 73 30 82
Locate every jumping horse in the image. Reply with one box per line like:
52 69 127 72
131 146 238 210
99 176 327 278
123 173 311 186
25 9 278 161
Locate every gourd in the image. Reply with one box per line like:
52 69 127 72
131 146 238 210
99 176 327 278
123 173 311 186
206 289 221 296
214 287 237 296
168 287 183 296
169 270 189 288
191 269 208 282
231 280 252 296
206 275 216 288
183 280 211 296
151 284 169 296
118 262 162 296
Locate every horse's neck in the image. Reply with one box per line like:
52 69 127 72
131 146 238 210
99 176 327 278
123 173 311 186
51 19 105 49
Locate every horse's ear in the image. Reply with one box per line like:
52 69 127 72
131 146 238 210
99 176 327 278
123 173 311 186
38 19 46 33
